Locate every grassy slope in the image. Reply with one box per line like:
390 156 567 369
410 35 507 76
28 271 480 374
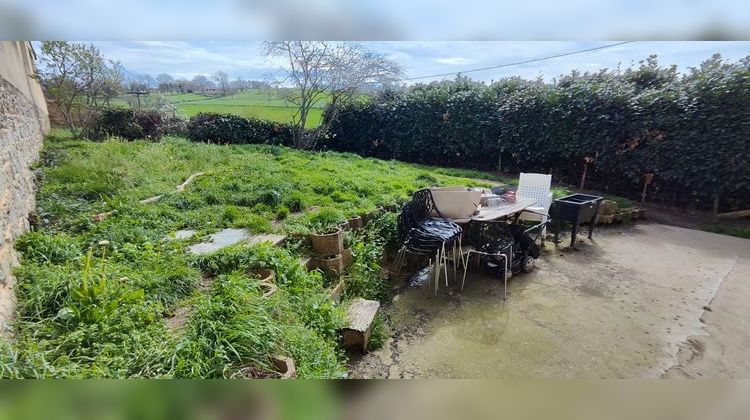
2 135 503 378
111 90 326 125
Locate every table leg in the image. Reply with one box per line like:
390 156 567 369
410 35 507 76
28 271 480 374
570 221 579 248
589 202 601 239
553 217 561 244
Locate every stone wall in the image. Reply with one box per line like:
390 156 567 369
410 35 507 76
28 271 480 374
0 41 49 337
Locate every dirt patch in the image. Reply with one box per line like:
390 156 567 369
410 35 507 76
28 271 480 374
165 274 214 335
640 202 750 236
165 305 192 334
198 273 215 292
233 365 278 379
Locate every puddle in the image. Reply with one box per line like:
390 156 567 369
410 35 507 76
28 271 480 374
188 228 250 254
408 263 452 288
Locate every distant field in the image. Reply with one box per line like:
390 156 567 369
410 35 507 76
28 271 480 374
112 89 326 125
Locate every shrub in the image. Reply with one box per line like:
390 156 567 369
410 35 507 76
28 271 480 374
83 107 186 141
187 112 294 146
83 108 148 140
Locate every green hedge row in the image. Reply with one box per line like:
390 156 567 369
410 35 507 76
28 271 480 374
324 55 750 211
84 108 186 141
186 112 294 146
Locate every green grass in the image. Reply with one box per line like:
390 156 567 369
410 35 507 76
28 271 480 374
2 135 506 378
111 89 326 125
604 195 635 209
707 225 750 239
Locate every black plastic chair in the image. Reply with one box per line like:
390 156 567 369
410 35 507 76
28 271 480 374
461 220 544 299
461 220 514 297
395 189 463 294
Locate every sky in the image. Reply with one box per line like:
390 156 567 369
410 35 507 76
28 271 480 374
5 0 750 40
75 41 750 84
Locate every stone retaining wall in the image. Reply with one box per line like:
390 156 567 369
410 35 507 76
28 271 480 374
0 60 49 336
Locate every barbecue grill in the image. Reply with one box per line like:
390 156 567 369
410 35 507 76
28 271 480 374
551 193 603 247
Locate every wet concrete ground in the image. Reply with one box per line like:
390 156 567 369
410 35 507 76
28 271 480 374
350 223 750 378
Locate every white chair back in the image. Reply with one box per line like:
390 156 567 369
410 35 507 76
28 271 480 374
517 173 552 206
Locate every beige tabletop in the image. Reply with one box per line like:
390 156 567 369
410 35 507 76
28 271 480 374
470 197 536 221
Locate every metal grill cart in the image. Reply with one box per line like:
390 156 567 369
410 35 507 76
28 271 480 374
551 193 603 248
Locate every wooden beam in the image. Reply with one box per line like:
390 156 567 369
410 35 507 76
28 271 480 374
717 209 750 219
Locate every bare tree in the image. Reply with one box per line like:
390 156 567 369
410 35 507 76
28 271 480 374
230 77 250 92
213 71 230 95
263 41 402 149
155 73 174 85
323 42 403 133
192 74 213 91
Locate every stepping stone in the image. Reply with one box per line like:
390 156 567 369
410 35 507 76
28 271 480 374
246 233 286 247
342 298 380 352
167 229 196 241
188 228 250 255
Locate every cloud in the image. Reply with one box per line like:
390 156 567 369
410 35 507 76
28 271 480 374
434 57 476 65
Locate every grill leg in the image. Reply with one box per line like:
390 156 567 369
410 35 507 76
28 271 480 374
570 221 579 248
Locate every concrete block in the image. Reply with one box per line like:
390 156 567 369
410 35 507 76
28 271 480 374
342 298 380 352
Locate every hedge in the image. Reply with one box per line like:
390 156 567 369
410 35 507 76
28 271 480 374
324 55 750 211
187 112 294 146
83 108 187 141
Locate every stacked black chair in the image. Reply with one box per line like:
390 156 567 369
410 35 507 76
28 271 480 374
395 189 463 294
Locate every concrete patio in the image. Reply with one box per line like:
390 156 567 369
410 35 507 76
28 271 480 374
350 223 750 378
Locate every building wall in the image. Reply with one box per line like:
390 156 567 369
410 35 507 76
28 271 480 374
0 41 49 337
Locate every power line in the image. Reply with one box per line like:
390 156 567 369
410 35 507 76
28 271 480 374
402 41 636 81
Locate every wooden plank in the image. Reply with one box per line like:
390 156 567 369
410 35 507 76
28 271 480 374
717 209 750 219
176 172 206 192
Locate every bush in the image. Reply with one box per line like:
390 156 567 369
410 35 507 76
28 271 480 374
325 56 750 212
83 107 187 141
83 108 146 140
187 112 294 146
